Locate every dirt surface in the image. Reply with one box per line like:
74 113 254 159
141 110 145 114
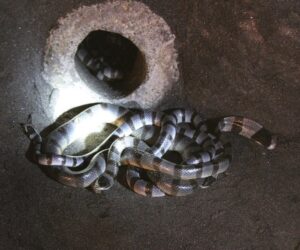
0 0 299 249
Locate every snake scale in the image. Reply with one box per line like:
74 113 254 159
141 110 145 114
23 103 276 197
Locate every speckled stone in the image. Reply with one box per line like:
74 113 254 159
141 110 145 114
43 1 180 110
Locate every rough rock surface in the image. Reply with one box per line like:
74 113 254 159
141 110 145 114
43 1 180 111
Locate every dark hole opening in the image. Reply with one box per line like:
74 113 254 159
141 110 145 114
163 150 183 164
75 30 146 98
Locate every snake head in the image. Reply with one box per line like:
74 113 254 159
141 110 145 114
20 114 42 142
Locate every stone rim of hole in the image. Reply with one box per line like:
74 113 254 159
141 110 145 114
43 1 179 109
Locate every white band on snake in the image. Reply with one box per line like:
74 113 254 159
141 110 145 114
22 103 277 197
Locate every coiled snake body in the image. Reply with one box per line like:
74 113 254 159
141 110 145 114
23 103 276 197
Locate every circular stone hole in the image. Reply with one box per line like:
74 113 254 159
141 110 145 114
75 30 146 98
43 1 179 111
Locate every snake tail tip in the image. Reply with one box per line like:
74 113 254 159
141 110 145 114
267 135 277 150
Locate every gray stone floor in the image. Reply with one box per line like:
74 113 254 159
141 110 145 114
0 0 299 249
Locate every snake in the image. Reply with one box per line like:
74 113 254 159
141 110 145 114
23 103 277 197
76 45 124 82
75 31 138 83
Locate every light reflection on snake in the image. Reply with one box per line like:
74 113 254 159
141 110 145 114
23 103 277 197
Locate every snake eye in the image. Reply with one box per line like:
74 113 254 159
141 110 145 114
75 30 146 98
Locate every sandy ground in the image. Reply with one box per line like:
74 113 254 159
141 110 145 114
0 0 299 249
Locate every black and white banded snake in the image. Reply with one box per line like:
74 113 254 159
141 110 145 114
23 103 276 197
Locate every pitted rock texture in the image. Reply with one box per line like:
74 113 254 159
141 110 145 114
43 1 179 110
